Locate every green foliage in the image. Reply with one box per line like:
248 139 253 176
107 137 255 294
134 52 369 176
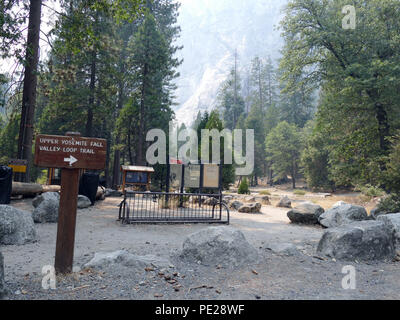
293 190 306 196
301 121 334 191
205 110 235 190
217 68 245 131
377 193 400 214
386 134 400 192
238 178 250 195
0 0 27 60
35 170 48 185
279 0 400 191
245 104 267 183
356 184 385 198
265 121 303 188
0 113 20 161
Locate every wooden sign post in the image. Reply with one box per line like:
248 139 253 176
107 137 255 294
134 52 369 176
34 132 107 274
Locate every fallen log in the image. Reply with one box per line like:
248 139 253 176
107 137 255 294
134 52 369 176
12 182 43 196
42 185 61 193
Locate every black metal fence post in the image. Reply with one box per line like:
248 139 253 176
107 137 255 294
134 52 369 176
199 162 204 208
166 155 170 206
219 163 223 220
179 164 185 207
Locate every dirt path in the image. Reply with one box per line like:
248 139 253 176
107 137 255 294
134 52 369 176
1 197 399 300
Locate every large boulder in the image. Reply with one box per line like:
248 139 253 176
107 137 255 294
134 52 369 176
105 189 123 198
318 203 370 228
238 203 262 214
229 201 244 211
32 192 59 208
332 201 347 209
287 202 324 225
244 196 256 202
0 252 4 298
377 213 400 246
370 206 394 219
77 195 92 209
222 195 234 204
32 192 59 223
204 197 219 206
0 205 36 245
317 221 396 262
255 196 271 205
266 243 302 256
178 226 259 268
84 250 171 270
276 196 292 208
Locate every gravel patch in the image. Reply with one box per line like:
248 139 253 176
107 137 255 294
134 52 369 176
1 197 400 300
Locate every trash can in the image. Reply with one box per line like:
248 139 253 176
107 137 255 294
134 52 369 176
79 172 99 206
0 166 13 204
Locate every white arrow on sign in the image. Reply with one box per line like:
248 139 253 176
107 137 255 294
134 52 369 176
64 155 78 166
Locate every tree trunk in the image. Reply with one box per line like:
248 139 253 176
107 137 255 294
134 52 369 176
17 0 42 182
374 102 390 153
12 182 43 196
366 89 390 154
104 132 111 188
128 128 134 164
112 46 126 189
112 137 121 189
86 50 96 137
292 167 296 189
136 63 148 166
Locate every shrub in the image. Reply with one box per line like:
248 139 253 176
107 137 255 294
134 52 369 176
356 184 385 198
238 178 250 195
259 190 271 196
376 193 400 214
386 134 400 193
293 189 306 196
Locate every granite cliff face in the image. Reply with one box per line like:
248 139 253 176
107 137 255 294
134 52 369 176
174 0 288 124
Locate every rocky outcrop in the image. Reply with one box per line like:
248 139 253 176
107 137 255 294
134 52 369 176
266 243 302 256
84 250 171 270
377 213 400 246
77 195 92 209
238 203 262 214
287 202 324 225
276 196 291 208
32 192 60 223
0 252 4 297
244 196 256 202
229 201 244 211
32 192 59 208
105 189 123 197
0 205 36 245
319 203 371 228
317 221 396 262
255 196 271 205
204 197 219 206
178 226 259 268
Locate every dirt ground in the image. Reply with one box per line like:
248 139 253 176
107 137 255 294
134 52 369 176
1 188 399 300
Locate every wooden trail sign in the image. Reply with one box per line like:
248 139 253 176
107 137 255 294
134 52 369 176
34 132 107 274
34 134 107 170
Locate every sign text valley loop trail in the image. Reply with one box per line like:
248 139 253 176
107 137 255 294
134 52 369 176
34 134 107 170
34 133 107 274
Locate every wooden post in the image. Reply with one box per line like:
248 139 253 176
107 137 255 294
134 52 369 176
54 132 81 274
122 170 126 194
